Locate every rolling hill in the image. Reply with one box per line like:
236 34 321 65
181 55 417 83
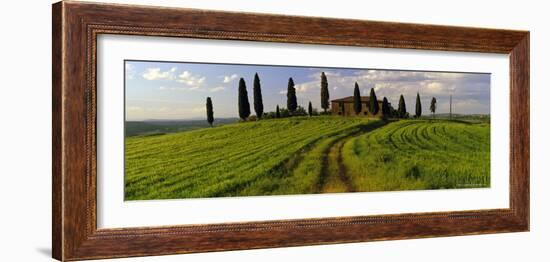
125 116 490 200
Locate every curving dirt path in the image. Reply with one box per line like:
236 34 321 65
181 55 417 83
317 139 356 193
335 141 355 192
317 121 387 193
236 120 388 196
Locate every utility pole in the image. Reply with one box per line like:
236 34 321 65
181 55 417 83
449 94 452 120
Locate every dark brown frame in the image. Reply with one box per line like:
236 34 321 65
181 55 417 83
52 1 530 261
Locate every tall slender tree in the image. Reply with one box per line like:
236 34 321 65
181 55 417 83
206 97 214 127
430 97 437 118
238 78 251 120
415 92 422 118
308 101 313 117
369 88 379 115
276 105 280 118
287 77 297 114
382 97 390 119
353 82 362 115
320 72 330 113
253 73 264 119
398 94 407 118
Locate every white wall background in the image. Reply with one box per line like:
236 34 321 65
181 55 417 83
0 0 546 261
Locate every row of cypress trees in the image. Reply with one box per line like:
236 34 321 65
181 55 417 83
414 93 438 118
397 93 437 119
350 82 437 119
396 93 422 119
231 71 347 123
205 72 440 126
206 73 266 126
352 83 383 116
237 73 266 120
352 82 390 118
240 74 316 121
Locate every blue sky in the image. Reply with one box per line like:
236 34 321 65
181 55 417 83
125 60 490 121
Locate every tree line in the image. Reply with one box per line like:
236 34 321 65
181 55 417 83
349 81 437 119
234 73 323 122
205 72 439 126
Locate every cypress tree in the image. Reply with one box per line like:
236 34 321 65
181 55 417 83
353 82 362 114
206 97 214 127
308 101 313 117
398 94 407 118
253 73 264 119
238 78 251 120
430 97 437 118
276 105 280 118
320 72 330 113
382 97 390 119
369 88 379 115
415 92 422 118
287 77 297 114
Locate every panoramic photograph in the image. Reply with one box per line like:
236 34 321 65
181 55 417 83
124 60 491 201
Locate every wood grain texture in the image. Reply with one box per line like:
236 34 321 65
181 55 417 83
509 35 530 226
52 1 530 261
52 2 63 260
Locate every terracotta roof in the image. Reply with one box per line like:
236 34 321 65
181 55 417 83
331 96 386 103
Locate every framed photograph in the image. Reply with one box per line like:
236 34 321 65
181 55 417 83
52 1 529 261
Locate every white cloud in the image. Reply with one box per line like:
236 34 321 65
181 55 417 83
142 67 177 80
140 66 209 92
278 81 319 95
295 82 318 93
288 69 489 115
157 70 208 91
176 71 206 90
424 82 444 92
125 63 136 80
209 86 226 92
222 74 239 83
308 70 341 79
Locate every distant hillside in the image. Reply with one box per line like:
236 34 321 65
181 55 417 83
125 118 239 137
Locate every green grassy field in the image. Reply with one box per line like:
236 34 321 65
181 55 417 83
125 116 490 200
342 120 490 192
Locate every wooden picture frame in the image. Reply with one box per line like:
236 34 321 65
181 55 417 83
52 1 529 261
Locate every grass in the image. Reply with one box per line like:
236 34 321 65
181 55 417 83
342 120 490 192
125 116 372 200
125 117 490 200
233 121 384 196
